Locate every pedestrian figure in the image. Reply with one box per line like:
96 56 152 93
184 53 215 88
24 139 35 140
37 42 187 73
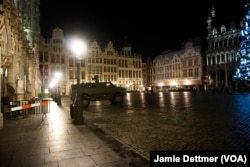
192 86 197 94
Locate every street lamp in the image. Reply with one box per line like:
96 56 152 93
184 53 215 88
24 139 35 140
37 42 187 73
54 71 62 105
69 38 87 125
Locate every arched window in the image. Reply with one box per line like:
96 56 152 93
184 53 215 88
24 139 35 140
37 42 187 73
207 57 211 66
225 39 229 47
215 41 218 49
217 55 220 64
233 37 238 46
227 54 231 63
219 40 223 48
223 39 227 47
221 54 225 63
212 56 216 65
229 38 233 46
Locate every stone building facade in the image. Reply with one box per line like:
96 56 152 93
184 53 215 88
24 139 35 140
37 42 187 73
0 0 41 103
206 5 241 90
39 28 143 96
154 39 204 92
142 57 155 92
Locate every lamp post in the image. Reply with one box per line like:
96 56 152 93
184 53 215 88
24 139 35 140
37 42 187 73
54 71 62 105
70 38 87 125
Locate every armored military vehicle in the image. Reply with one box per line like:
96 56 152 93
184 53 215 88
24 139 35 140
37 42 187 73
70 76 127 107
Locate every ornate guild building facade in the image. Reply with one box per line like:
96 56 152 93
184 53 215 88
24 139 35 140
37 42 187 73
142 57 155 92
154 39 204 92
206 5 241 90
39 28 143 95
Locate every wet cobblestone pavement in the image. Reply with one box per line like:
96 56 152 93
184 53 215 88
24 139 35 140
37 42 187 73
64 92 250 161
0 100 149 167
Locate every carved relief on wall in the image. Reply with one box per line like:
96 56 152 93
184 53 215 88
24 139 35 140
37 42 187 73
16 73 24 93
0 28 13 66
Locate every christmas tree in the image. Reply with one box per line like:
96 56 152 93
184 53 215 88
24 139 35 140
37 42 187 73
234 2 250 83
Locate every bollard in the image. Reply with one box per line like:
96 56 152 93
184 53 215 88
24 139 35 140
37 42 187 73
70 104 74 119
57 95 62 106
0 113 3 130
41 100 48 114
73 95 84 125
35 100 41 114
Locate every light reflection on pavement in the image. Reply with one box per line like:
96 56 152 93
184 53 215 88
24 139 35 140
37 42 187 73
62 92 250 160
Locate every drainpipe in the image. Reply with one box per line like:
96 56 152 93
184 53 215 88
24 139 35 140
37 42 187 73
0 45 3 130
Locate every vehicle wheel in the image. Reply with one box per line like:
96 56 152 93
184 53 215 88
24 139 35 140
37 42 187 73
70 104 74 119
112 93 123 104
82 95 90 107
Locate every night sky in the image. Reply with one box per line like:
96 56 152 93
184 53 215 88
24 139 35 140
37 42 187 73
39 0 246 61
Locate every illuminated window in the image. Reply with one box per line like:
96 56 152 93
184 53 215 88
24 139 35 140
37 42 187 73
69 58 73 67
194 68 199 76
188 69 193 77
69 70 74 79
51 55 55 63
183 70 187 77
188 59 192 66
